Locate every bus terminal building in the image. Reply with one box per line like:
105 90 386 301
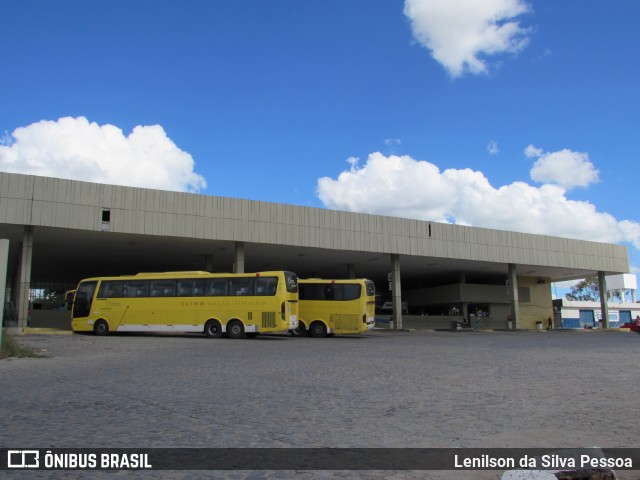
0 172 631 332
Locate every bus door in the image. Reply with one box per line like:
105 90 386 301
94 281 130 330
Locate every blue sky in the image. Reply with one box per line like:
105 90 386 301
1 0 639 282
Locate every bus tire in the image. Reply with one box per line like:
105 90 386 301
226 320 244 339
93 319 109 336
290 321 307 337
309 321 327 338
204 319 223 338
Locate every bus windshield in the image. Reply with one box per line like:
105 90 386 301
72 281 97 319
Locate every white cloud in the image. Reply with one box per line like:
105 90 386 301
0 117 206 193
487 140 499 154
317 152 640 249
524 144 542 157
403 0 533 77
526 144 599 189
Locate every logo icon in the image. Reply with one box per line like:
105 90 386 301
7 450 40 468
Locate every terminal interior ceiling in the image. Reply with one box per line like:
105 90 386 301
0 224 608 291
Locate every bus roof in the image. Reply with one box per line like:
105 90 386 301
76 271 293 282
133 271 213 276
299 278 371 283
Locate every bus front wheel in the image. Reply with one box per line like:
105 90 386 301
226 320 244 339
309 321 327 338
93 320 109 336
204 319 223 338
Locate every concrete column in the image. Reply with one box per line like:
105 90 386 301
204 254 214 272
8 264 19 325
17 226 34 329
234 242 245 274
458 272 468 325
0 239 9 344
346 263 355 279
508 263 519 329
391 254 402 330
598 271 610 329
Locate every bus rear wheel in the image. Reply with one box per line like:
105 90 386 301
93 320 109 336
226 320 244 339
204 319 222 338
309 321 327 338
290 322 307 337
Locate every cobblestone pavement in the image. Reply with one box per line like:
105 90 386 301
2 330 639 480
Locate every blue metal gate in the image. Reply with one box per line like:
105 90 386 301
619 310 632 325
579 310 595 328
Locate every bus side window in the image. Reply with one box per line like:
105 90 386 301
323 285 334 300
192 279 204 296
125 280 149 298
256 277 278 296
150 280 176 297
108 282 123 298
206 278 229 296
98 281 123 298
97 282 109 298
177 280 192 296
299 283 325 300
341 284 362 301
230 278 253 296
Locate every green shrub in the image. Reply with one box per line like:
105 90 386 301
0 333 46 359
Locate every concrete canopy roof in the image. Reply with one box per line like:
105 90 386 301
0 224 619 290
0 173 630 290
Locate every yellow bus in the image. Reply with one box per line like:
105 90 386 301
291 278 375 337
71 271 298 339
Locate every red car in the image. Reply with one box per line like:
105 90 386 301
620 320 640 333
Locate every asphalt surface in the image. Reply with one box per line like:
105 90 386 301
2 329 639 480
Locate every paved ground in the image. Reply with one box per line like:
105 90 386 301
1 329 639 479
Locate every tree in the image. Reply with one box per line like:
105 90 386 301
565 277 621 302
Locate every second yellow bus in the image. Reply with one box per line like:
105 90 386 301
291 278 375 337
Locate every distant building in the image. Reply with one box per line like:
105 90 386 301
554 274 639 328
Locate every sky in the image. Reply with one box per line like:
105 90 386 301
1 0 639 291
